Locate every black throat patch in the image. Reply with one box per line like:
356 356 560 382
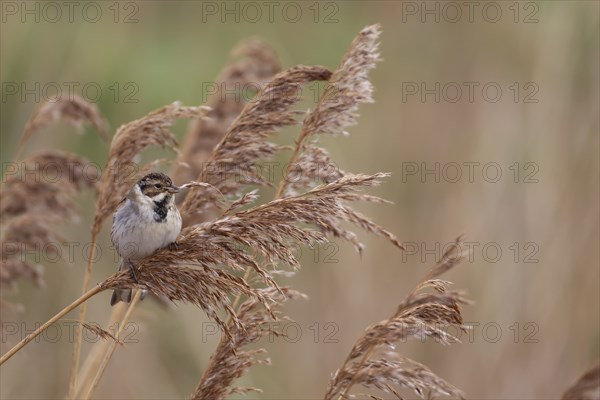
153 196 170 222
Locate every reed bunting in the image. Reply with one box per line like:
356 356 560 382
110 172 182 305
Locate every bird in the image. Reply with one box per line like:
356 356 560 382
110 172 182 305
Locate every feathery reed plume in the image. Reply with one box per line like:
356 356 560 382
173 38 281 187
100 260 270 338
0 152 98 292
0 256 44 291
1 151 96 223
18 95 108 160
180 65 332 218
94 101 210 231
0 176 77 224
81 290 143 400
324 239 468 400
0 216 63 289
73 303 130 398
191 287 306 400
21 150 100 191
277 24 381 198
100 173 400 340
220 173 403 254
189 25 400 398
562 362 600 400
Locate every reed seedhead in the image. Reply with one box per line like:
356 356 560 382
180 65 332 217
324 239 468 400
562 362 600 400
0 151 98 292
21 94 109 148
191 287 306 400
174 38 281 187
187 24 403 397
279 24 382 198
80 322 124 346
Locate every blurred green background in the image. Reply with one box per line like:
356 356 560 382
1 1 599 399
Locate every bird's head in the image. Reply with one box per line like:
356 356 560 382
135 172 180 203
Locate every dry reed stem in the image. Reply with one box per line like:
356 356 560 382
0 275 139 367
68 230 97 398
0 285 104 365
562 362 600 400
74 303 128 398
325 239 468 400
82 290 143 400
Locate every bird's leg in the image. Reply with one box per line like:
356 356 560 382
168 241 179 251
127 261 139 283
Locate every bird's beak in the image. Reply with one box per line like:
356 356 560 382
167 185 180 194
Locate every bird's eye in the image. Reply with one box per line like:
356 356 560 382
154 184 162 189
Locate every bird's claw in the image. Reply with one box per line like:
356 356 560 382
168 241 180 251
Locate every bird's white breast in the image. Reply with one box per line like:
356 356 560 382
111 195 182 262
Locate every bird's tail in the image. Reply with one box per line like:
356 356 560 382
110 259 133 306
110 259 148 306
110 288 132 306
